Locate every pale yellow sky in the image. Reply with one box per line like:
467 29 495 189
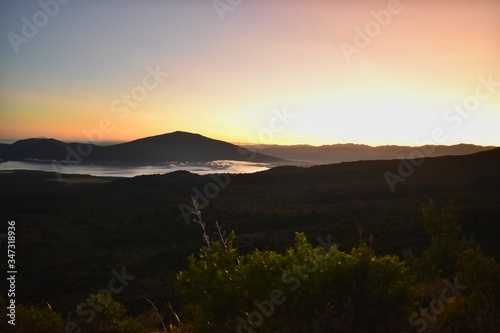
1 0 499 146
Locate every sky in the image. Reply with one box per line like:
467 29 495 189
0 0 499 146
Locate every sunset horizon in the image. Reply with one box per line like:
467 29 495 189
1 129 499 149
1 0 499 147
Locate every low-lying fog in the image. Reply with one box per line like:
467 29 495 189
0 160 270 177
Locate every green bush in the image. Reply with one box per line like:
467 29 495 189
16 304 64 333
176 232 416 332
416 199 474 279
451 247 500 332
74 294 147 333
403 200 500 333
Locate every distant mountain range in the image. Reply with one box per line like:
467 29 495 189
243 143 497 165
0 131 496 166
0 131 283 165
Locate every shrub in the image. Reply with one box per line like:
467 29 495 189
176 232 416 332
404 200 500 333
16 304 64 333
74 294 147 333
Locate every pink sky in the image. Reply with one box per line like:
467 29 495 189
1 0 499 145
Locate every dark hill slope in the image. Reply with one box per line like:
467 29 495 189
89 147 500 261
88 131 282 164
1 138 77 161
1 148 499 315
0 131 283 165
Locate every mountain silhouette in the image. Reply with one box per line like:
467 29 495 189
242 143 497 165
0 131 284 165
1 131 497 166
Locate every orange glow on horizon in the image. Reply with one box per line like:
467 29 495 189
1 0 499 146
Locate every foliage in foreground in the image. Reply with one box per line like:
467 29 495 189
176 200 500 333
14 304 64 333
177 232 416 332
0 294 147 333
3 200 499 333
73 294 148 333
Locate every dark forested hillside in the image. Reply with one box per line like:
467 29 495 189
0 148 499 331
